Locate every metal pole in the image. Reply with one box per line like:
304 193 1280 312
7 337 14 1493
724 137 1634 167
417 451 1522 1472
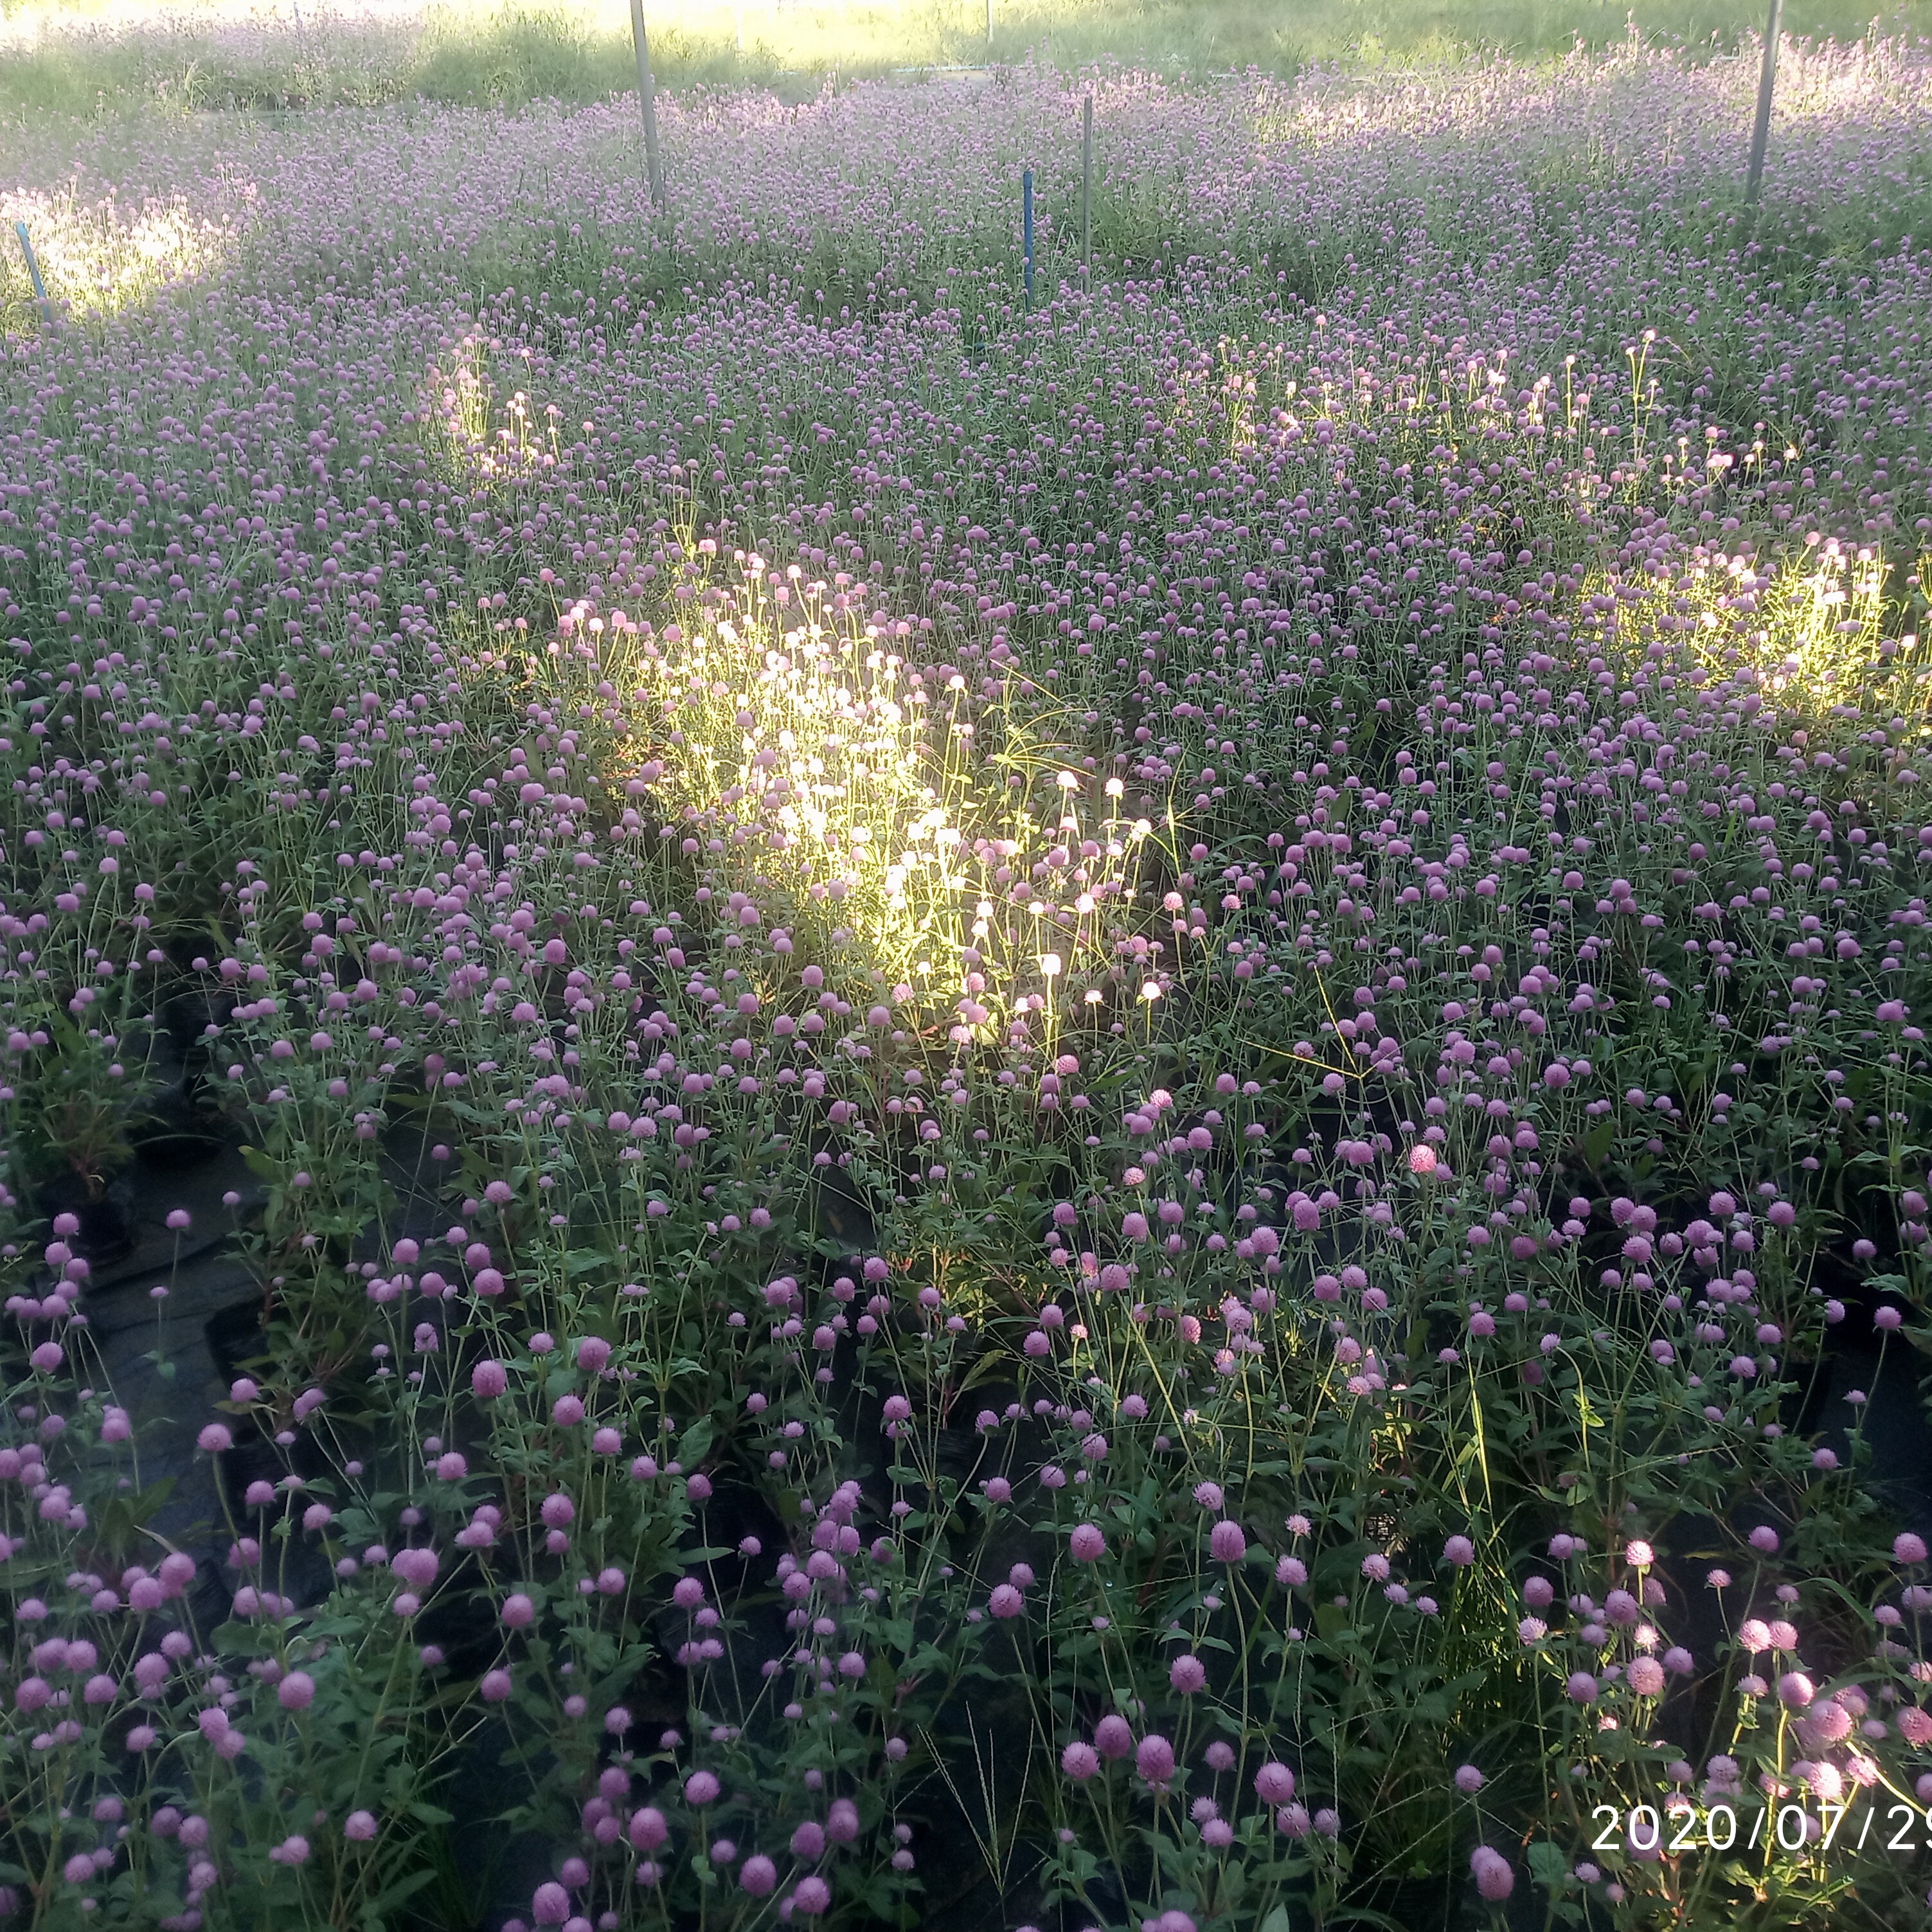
985 0 992 62
1744 0 1782 208
1081 93 1093 288
1022 168 1033 310
12 221 51 326
629 0 665 212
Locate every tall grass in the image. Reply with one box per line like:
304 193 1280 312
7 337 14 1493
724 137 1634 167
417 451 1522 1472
1 0 1929 119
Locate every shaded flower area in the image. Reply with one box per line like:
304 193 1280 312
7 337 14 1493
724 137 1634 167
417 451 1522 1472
8 33 1932 1932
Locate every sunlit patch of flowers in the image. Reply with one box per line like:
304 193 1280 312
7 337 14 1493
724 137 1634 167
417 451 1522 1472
0 186 240 328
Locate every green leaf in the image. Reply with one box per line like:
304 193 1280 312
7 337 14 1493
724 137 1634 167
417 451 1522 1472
1527 1839 1571 1888
1260 1908 1292 1932
239 1143 280 1181
361 1867 438 1921
208 1620 274 1656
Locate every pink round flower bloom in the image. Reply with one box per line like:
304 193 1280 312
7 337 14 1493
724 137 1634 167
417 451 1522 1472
1254 1762 1296 1803
532 1881 569 1925
1095 1715 1134 1760
1208 1520 1247 1563
1061 1742 1100 1780
1626 1656 1666 1697
1443 1535 1475 1567
1899 1534 1929 1566
1470 1847 1514 1902
1169 1654 1207 1694
344 1811 377 1842
1069 1523 1106 1562
685 1771 721 1807
740 1856 776 1897
1136 1734 1176 1785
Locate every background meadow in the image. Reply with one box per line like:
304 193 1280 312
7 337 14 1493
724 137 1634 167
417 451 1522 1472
4 0 1932 115
8 10 1932 1932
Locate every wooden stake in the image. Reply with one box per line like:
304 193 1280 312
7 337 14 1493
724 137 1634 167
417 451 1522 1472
1744 0 1782 208
1081 93 1093 287
630 0 665 212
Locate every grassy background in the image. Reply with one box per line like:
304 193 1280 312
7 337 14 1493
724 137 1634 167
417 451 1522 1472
0 0 1928 118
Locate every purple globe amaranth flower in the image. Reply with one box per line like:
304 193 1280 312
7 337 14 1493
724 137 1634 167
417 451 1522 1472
1627 1656 1667 1696
1095 1715 1134 1760
1470 1847 1514 1902
1069 1523 1106 1562
1136 1734 1176 1785
1255 1762 1296 1803
1208 1520 1246 1562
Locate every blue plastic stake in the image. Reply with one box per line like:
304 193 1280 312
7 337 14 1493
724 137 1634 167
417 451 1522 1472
1022 168 1033 310
13 221 51 325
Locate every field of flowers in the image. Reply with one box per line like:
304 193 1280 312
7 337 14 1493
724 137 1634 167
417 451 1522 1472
7 28 1932 1932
